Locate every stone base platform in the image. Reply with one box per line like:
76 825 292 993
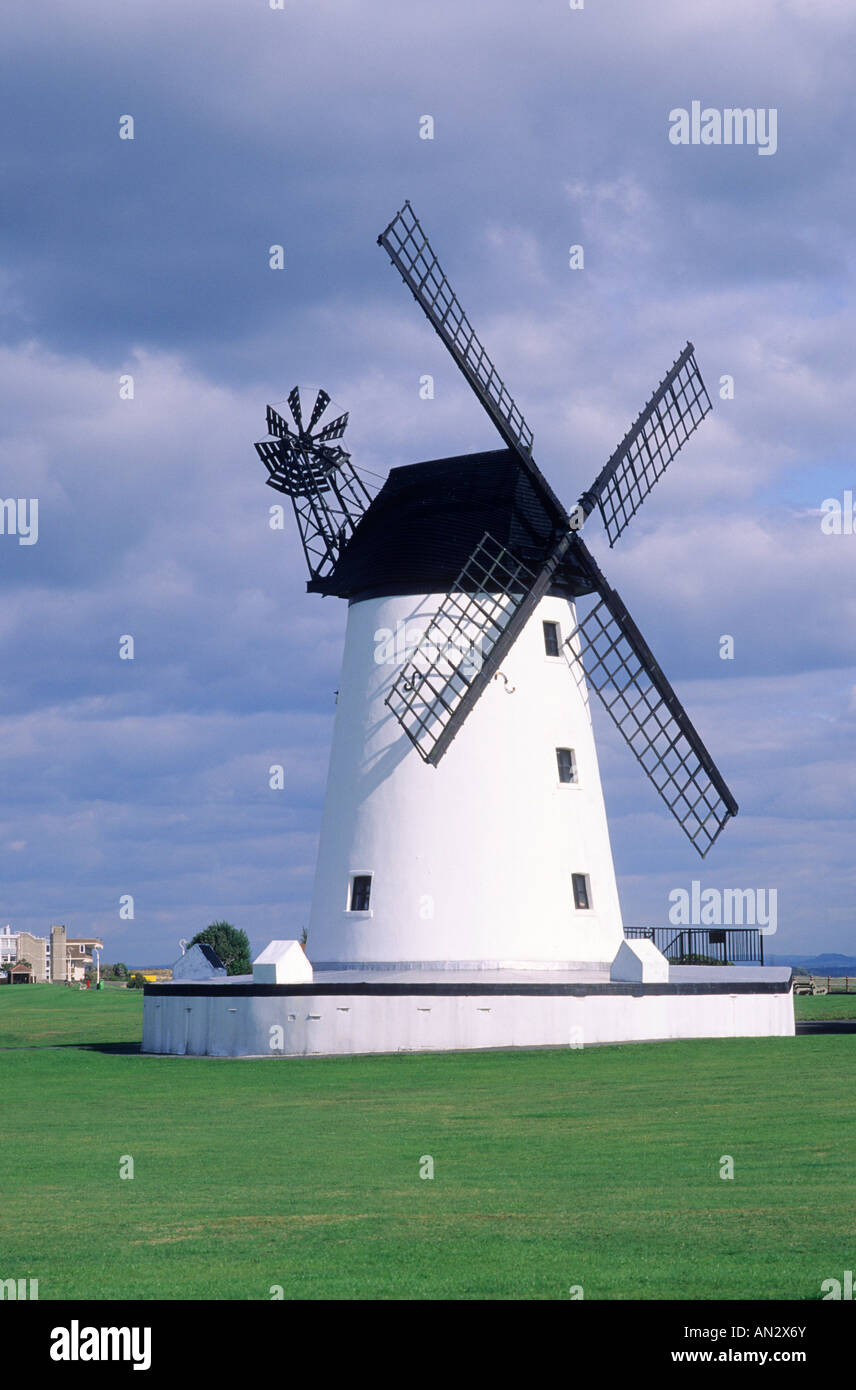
141 965 795 1057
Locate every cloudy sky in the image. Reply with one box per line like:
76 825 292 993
1 0 853 966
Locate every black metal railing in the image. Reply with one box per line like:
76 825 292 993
625 926 764 965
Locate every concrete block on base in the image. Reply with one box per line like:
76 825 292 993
253 940 313 984
610 938 669 984
172 943 227 981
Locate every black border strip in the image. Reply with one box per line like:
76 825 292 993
146 979 792 999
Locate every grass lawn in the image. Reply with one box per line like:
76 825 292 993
1 984 854 1300
0 982 142 1048
794 991 856 1020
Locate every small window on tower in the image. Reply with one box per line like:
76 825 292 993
572 874 591 911
556 748 578 784
543 621 561 657
348 874 372 913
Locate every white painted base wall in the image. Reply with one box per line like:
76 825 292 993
142 980 795 1058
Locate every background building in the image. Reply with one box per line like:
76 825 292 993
0 924 103 983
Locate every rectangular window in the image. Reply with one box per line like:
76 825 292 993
572 874 591 911
348 874 372 912
542 620 561 657
556 748 577 784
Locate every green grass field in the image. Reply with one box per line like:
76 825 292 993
1 984 854 1300
794 991 856 1020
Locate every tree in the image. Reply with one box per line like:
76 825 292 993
189 921 252 976
101 962 129 981
126 973 145 989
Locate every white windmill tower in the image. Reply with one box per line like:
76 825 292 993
254 201 738 977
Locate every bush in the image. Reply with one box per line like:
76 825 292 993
189 922 252 976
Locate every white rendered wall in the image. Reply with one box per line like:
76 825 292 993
142 987 796 1057
307 592 625 969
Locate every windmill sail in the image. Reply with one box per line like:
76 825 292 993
315 412 349 442
386 531 571 764
577 344 712 546
307 388 331 432
567 538 738 856
378 201 567 526
265 404 292 439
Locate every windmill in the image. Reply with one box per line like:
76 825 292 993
253 201 738 973
143 203 792 1062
